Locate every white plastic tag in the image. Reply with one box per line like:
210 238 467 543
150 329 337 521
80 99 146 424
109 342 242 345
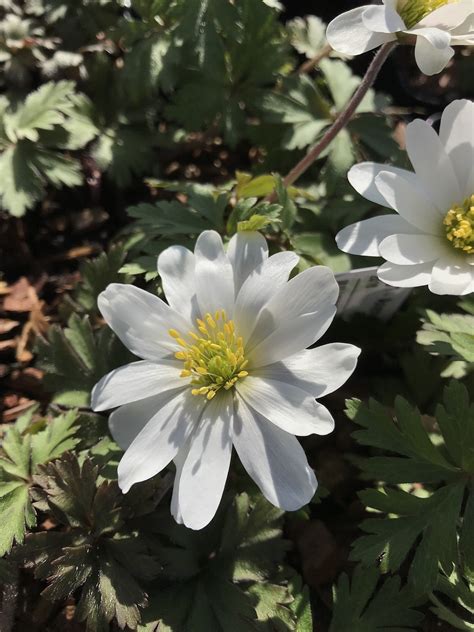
335 266 411 320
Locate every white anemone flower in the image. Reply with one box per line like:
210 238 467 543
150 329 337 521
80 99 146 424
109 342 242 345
326 0 474 75
91 230 360 530
336 99 474 295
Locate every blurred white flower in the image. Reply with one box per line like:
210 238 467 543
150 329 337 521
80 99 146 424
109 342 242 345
327 0 474 75
336 99 474 295
92 230 360 529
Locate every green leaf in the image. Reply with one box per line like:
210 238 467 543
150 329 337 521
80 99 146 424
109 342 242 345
417 310 474 378
24 453 160 631
291 232 351 273
4 80 75 142
347 382 474 595
287 15 328 59
66 244 132 315
329 565 423 631
0 483 36 556
36 314 134 407
0 409 79 555
430 569 474 631
140 492 295 631
0 143 44 217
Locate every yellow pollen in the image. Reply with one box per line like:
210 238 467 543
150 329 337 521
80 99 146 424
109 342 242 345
397 0 457 28
169 311 249 399
443 194 474 254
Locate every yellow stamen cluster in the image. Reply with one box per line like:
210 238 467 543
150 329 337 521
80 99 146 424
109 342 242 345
443 194 474 254
397 0 457 28
169 310 248 400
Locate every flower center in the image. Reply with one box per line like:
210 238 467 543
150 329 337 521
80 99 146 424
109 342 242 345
169 310 248 400
397 0 456 28
443 194 474 254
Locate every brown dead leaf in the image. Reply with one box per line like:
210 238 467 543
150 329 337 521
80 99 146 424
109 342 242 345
0 318 20 334
2 398 36 423
0 281 10 296
4 277 38 312
0 339 17 352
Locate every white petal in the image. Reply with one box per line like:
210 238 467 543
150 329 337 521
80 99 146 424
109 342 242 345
362 4 404 32
439 99 474 196
170 444 190 525
236 376 335 436
429 256 474 295
109 391 180 451
348 162 420 207
377 261 434 287
157 246 198 323
379 233 445 265
416 0 474 30
91 360 184 411
374 171 440 233
194 230 235 317
98 284 191 361
247 265 338 352
233 395 317 510
117 390 204 493
410 27 454 75
227 231 268 295
326 7 394 54
233 251 299 342
251 343 361 399
176 393 233 530
336 215 419 256
405 119 461 210
248 305 337 369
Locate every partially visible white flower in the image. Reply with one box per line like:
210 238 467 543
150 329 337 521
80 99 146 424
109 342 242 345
91 230 360 530
327 0 474 75
336 99 474 296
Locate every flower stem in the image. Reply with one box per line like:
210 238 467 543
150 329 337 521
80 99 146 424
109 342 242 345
267 41 397 200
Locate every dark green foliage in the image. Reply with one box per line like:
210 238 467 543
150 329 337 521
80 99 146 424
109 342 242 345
0 407 79 555
347 381 474 595
139 492 311 631
329 565 423 631
430 570 474 630
64 244 132 316
36 313 135 407
22 453 161 631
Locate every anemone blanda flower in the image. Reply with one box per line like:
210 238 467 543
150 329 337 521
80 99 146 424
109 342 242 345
336 99 474 295
326 0 474 75
91 230 360 530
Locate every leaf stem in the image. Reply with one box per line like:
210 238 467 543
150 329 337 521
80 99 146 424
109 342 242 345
267 41 397 200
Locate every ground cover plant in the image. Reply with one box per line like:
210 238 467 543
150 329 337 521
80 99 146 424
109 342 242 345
0 0 473 630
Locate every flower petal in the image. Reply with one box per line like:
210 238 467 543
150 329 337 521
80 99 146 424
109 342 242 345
109 391 180 451
416 0 474 30
251 343 361 398
374 171 440 233
98 284 192 361
233 395 317 510
194 230 235 317
336 215 419 256
234 251 299 342
91 359 184 411
227 231 268 295
405 119 461 210
157 246 199 323
348 162 421 207
377 261 434 287
409 27 454 75
249 305 337 369
429 256 474 295
176 393 233 530
236 376 335 436
170 443 191 525
247 265 338 351
326 7 394 54
379 233 445 265
117 389 205 493
439 99 474 196
362 4 404 32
